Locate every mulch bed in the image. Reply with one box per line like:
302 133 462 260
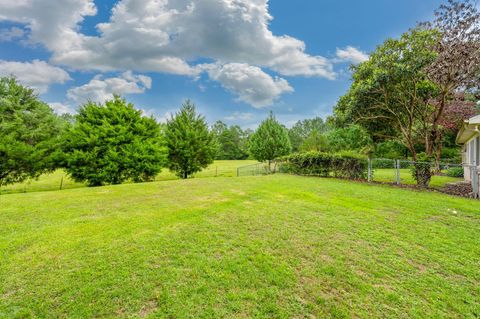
439 182 474 198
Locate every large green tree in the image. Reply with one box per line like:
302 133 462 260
63 96 166 186
0 77 65 187
334 28 440 162
165 100 216 179
421 0 480 165
324 125 373 153
289 117 328 152
212 120 249 160
249 112 291 169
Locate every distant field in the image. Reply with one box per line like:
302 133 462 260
0 175 478 318
0 160 258 194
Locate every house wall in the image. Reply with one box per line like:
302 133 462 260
463 133 480 196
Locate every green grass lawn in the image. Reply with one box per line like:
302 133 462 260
373 168 463 188
0 160 258 195
1 175 478 318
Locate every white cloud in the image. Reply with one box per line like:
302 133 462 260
225 112 254 121
0 0 97 53
335 46 369 64
0 60 70 93
0 0 335 79
67 71 152 104
48 102 75 115
205 63 293 108
0 26 25 42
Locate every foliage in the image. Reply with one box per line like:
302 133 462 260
288 117 328 152
249 112 292 166
440 93 478 131
211 121 250 160
324 125 372 153
281 151 368 180
446 166 464 178
374 141 407 159
0 77 65 186
334 28 440 163
410 153 434 188
63 96 166 186
420 0 480 166
299 130 328 152
440 147 462 162
165 100 216 179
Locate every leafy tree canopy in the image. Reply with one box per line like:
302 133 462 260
212 120 250 160
289 117 328 152
249 112 292 164
63 96 166 186
324 125 373 154
0 77 65 186
333 28 440 160
165 100 217 179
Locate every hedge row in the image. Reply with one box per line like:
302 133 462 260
279 151 368 180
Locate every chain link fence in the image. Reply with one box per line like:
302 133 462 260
237 162 277 176
237 158 479 198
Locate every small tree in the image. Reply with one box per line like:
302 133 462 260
63 96 166 186
249 112 292 170
165 100 216 179
0 77 64 187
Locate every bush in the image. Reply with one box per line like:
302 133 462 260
411 153 434 188
446 166 464 178
280 151 368 180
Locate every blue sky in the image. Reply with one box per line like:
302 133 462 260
0 0 443 128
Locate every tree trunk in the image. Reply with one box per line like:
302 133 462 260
434 142 443 173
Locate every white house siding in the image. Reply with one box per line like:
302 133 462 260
463 135 479 180
463 134 480 195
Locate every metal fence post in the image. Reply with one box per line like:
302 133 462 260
395 160 401 185
368 158 372 182
59 176 64 190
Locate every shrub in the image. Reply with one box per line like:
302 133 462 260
446 166 464 178
280 151 368 180
411 153 434 188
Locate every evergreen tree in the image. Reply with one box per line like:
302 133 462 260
0 77 64 186
249 112 292 169
212 120 249 160
63 96 166 186
165 100 216 179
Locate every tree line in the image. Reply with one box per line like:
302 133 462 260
0 75 387 188
1 1 478 189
